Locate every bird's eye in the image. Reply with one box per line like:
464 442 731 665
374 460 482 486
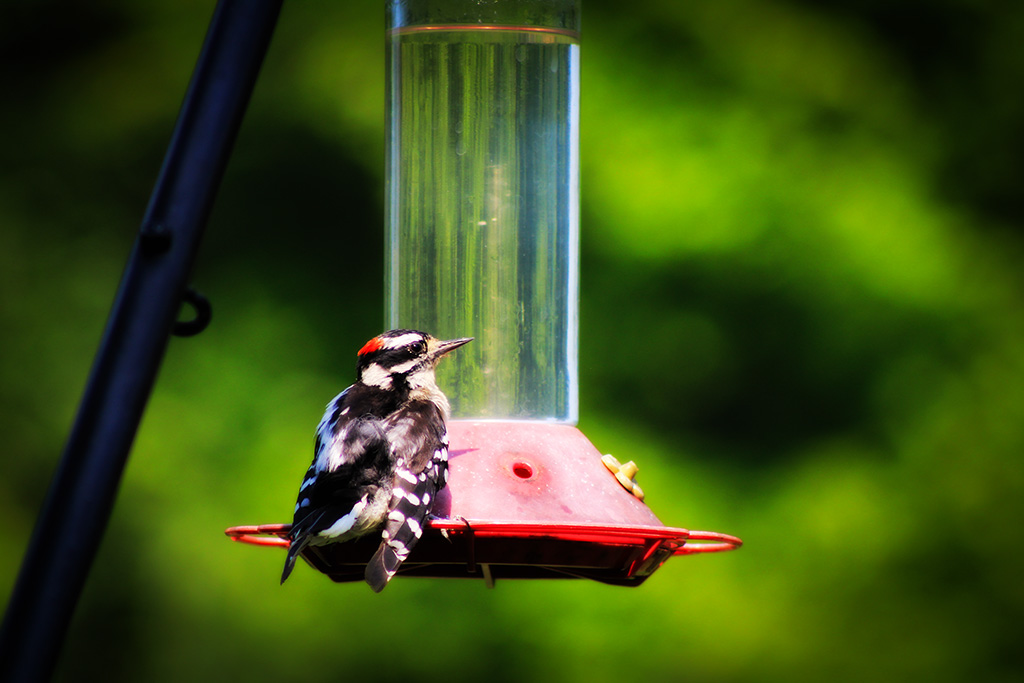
413 340 427 355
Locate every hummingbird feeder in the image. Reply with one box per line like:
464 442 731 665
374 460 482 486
226 0 741 587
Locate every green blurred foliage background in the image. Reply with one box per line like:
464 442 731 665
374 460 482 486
3 1 1023 681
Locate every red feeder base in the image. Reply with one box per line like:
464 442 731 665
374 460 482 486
226 422 741 587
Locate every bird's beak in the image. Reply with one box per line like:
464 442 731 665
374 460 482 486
433 336 473 358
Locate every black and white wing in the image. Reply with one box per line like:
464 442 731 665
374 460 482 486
364 400 450 592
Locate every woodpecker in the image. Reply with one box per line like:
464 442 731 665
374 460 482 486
280 329 472 591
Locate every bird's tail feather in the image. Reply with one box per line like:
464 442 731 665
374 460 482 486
281 534 310 584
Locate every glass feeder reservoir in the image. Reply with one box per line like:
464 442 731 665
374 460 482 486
386 0 580 422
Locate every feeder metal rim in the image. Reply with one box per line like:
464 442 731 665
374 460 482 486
224 520 742 554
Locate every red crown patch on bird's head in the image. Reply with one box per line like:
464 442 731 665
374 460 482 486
357 336 384 357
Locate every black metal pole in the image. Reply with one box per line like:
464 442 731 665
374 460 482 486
0 1 282 680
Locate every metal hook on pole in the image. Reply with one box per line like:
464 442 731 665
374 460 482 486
173 288 213 337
